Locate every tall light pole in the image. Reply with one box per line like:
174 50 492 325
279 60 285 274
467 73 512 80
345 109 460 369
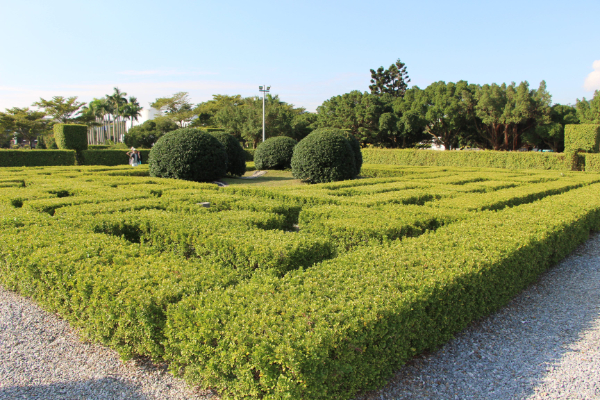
258 85 270 142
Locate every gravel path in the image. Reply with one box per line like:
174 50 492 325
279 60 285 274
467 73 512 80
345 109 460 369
0 289 216 400
1 233 599 399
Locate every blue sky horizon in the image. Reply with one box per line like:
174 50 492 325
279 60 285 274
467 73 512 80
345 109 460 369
1 0 599 113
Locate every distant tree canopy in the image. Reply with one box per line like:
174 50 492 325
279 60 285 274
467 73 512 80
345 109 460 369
317 59 563 150
0 107 50 146
576 90 600 124
369 59 411 98
195 94 314 148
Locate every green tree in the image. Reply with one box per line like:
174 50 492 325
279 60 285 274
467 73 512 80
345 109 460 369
124 117 177 148
316 91 383 144
123 96 143 129
213 94 303 148
151 92 196 127
369 59 411 98
524 104 578 152
391 87 430 148
576 90 600 124
412 81 473 150
501 81 551 150
0 107 50 146
192 94 244 127
32 96 85 124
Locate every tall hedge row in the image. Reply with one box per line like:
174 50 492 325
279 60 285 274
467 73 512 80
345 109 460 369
0 150 76 167
564 124 600 153
586 154 600 173
54 124 88 151
362 149 568 170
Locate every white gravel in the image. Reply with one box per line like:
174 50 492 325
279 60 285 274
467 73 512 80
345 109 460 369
0 288 216 400
1 233 599 400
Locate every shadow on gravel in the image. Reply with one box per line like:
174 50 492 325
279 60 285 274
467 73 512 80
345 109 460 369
356 233 600 400
0 377 151 400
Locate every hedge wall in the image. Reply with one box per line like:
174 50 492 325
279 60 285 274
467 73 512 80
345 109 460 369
0 150 76 167
564 124 600 153
80 149 152 166
586 154 600 173
362 149 568 170
54 124 88 151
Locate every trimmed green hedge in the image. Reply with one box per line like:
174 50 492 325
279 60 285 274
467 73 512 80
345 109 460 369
0 150 76 167
564 124 600 153
54 124 88 151
362 149 568 170
81 150 151 166
586 154 600 173
164 183 600 399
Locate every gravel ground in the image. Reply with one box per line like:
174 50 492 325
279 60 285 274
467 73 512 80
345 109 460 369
0 289 216 400
1 233 599 400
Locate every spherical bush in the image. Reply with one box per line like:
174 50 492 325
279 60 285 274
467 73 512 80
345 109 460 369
291 130 357 183
148 128 227 182
309 128 362 176
210 132 247 176
254 136 297 170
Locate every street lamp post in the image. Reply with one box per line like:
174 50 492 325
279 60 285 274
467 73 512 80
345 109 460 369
258 85 270 142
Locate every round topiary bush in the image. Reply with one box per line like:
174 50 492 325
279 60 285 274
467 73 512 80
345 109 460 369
254 136 297 170
291 129 357 183
210 131 247 176
148 128 227 182
309 128 362 176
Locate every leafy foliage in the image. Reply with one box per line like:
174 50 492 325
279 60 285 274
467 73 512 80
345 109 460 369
210 132 247 176
254 136 297 170
291 129 358 183
124 118 178 148
32 96 85 123
564 124 600 153
369 58 411 97
149 128 228 181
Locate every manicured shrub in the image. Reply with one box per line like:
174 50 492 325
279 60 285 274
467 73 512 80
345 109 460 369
254 136 297 170
564 124 600 153
54 124 88 151
0 150 76 167
291 129 357 183
148 128 227 182
585 154 600 173
210 132 247 176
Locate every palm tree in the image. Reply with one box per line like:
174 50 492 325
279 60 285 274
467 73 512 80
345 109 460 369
108 87 128 141
124 96 143 130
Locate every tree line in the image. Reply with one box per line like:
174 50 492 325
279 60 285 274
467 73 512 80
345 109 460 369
2 60 600 151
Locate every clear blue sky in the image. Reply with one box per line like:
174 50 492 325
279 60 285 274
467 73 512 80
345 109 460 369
1 0 599 112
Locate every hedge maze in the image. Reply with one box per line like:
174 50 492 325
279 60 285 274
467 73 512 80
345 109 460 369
2 165 600 399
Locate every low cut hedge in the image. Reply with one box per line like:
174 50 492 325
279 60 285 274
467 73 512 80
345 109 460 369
0 150 76 167
362 149 568 170
164 183 600 399
81 149 151 166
